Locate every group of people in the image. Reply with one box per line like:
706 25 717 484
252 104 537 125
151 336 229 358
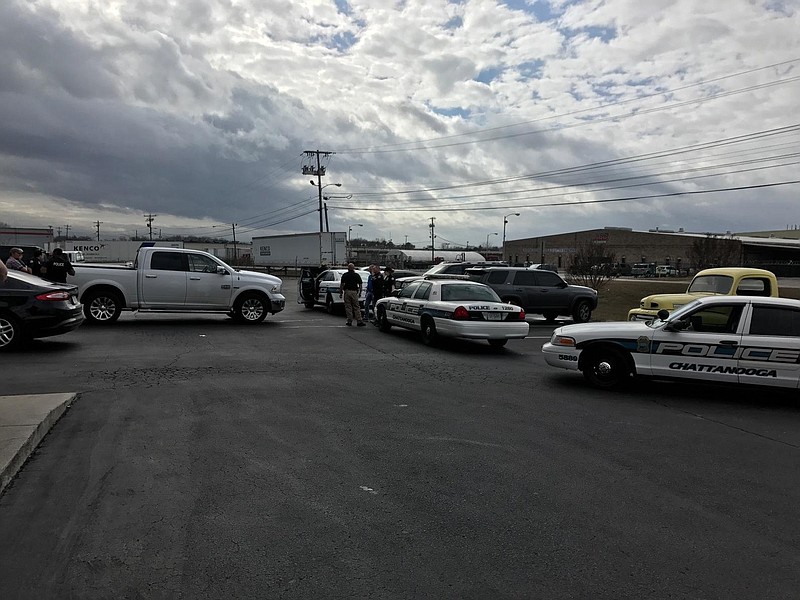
338 263 396 327
2 247 75 284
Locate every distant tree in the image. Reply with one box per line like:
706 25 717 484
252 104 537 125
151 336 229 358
688 235 741 270
566 240 618 290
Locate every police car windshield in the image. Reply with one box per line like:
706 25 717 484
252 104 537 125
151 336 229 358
441 284 501 302
687 275 733 294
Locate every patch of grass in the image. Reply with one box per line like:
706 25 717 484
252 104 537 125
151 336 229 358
592 278 800 322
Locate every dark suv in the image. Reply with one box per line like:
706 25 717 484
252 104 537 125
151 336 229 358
466 267 598 322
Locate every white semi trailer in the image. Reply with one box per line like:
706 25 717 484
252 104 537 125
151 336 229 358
251 232 347 268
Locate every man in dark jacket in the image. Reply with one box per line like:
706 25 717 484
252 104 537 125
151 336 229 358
44 248 75 283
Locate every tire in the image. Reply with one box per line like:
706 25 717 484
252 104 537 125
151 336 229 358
420 317 438 347
572 300 592 323
304 301 315 309
83 289 123 324
326 295 336 315
488 339 507 348
233 293 268 323
377 307 392 332
582 346 631 389
542 311 558 322
0 313 24 351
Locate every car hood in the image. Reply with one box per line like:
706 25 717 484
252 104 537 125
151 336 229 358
554 320 657 338
234 269 283 286
638 292 712 310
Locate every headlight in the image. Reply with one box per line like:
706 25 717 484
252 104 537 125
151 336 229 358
271 284 281 293
550 334 576 347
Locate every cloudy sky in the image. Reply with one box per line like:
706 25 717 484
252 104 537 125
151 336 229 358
1 0 798 248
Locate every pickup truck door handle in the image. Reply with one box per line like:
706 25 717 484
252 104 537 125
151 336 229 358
718 340 739 347
189 276 201 280
145 274 157 278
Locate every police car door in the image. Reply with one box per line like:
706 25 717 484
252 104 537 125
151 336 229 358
407 281 433 329
387 281 422 328
649 302 744 384
739 303 800 389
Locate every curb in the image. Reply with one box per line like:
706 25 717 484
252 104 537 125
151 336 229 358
0 393 77 497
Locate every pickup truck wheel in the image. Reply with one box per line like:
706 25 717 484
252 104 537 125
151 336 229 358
0 313 24 351
572 300 592 323
83 290 122 324
582 347 630 389
234 293 268 323
377 307 392 332
420 317 438 347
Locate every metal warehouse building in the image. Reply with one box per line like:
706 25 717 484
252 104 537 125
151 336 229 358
504 227 800 276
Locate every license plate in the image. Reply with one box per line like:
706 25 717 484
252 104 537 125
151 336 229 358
485 312 502 321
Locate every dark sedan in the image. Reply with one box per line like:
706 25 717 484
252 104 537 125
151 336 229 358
0 271 84 350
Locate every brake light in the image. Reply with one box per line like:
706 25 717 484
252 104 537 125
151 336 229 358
35 291 71 301
452 306 470 320
517 310 526 320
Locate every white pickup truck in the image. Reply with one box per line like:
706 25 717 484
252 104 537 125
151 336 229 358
71 247 285 324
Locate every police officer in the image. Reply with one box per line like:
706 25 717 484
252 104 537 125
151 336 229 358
44 248 75 283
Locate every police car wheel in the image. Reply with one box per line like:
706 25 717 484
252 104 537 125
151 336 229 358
0 313 23 351
378 308 391 332
488 339 507 348
421 317 438 346
582 347 630 389
573 300 592 323
233 293 267 323
83 290 122 324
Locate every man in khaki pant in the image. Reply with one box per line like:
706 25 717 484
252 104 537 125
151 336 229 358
339 263 366 326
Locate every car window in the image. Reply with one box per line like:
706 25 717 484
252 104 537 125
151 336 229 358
150 252 186 272
512 271 537 286
322 271 336 281
398 282 421 298
749 305 800 336
487 271 508 284
188 254 221 273
684 304 743 333
534 271 563 286
441 284 501 302
414 282 432 300
736 278 771 296
688 275 733 294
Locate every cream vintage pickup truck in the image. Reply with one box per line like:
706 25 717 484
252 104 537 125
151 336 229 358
71 247 285 324
627 267 778 321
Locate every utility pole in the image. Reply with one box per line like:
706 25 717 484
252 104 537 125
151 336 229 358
302 150 335 233
64 224 71 240
231 223 238 263
94 220 103 241
56 226 62 239
144 214 157 241
429 217 436 263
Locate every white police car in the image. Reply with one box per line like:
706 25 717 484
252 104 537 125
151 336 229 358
375 278 529 347
298 268 368 313
542 295 800 389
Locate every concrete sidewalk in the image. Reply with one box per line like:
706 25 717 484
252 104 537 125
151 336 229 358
0 393 76 497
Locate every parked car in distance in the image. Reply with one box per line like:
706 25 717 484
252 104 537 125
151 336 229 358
631 262 657 278
525 263 558 272
374 279 529 347
544 295 800 390
655 265 678 277
0 270 84 350
466 266 598 322
628 267 778 321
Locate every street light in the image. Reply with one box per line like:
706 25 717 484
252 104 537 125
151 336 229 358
348 223 363 262
485 232 498 250
310 181 342 232
502 212 520 261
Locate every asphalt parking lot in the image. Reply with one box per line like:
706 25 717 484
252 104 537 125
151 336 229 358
1 281 799 599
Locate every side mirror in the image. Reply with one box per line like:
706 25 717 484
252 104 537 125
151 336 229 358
216 266 227 275
657 309 670 320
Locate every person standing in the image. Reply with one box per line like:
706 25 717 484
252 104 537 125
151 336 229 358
44 248 75 283
383 266 395 297
5 248 31 274
339 263 366 326
30 249 45 277
363 264 375 321
370 266 385 323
